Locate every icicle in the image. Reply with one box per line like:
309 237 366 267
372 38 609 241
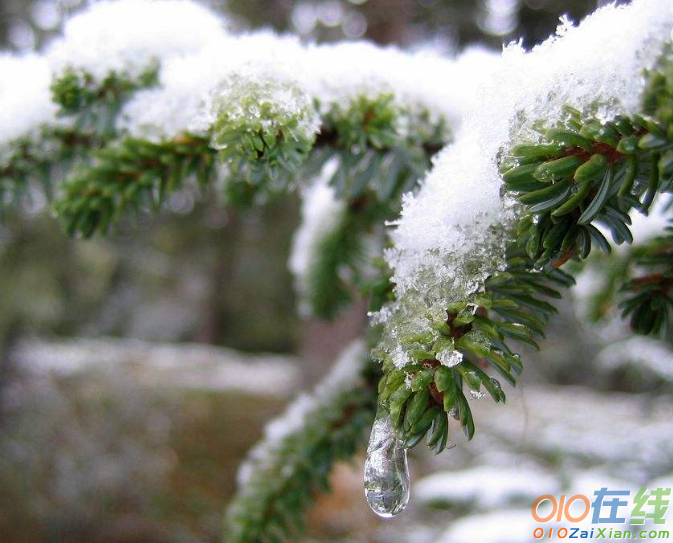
363 406 410 518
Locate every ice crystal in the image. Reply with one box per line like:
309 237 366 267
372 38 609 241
437 348 464 368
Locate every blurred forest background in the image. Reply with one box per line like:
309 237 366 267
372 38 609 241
2 1 673 543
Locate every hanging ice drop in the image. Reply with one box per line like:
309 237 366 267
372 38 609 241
363 407 410 518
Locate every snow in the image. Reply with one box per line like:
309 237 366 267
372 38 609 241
479 385 673 473
436 348 463 368
0 54 57 149
118 32 311 140
236 340 366 486
11 337 300 397
437 509 535 543
376 0 673 368
47 0 226 82
596 336 673 382
288 158 345 316
303 42 499 126
566 469 637 500
415 464 560 509
7 0 498 150
206 67 320 153
119 32 494 141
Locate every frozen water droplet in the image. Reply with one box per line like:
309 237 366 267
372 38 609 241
364 408 410 518
436 349 463 367
469 389 486 399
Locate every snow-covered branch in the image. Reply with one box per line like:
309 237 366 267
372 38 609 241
2 0 673 536
225 341 375 543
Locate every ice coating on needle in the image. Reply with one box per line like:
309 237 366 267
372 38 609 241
364 408 410 518
376 0 673 368
47 0 226 82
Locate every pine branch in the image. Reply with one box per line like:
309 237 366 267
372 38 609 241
294 98 445 319
376 47 673 451
1 0 468 231
314 95 446 202
614 47 673 335
572 211 673 337
1 61 159 219
304 210 368 320
50 65 159 138
615 222 673 336
53 135 217 237
502 107 670 267
49 75 318 233
223 343 378 543
621 266 673 336
375 248 569 445
0 127 102 214
53 92 446 239
210 75 320 205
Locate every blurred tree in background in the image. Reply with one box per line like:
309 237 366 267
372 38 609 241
0 0 597 52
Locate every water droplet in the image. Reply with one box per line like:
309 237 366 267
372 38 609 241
436 348 463 367
364 408 410 518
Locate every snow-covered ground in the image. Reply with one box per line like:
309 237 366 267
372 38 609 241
3 337 673 543
10 336 300 396
0 337 302 542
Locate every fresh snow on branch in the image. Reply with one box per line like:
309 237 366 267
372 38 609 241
118 33 498 142
0 54 56 149
302 42 499 126
47 0 226 82
2 0 500 171
376 0 673 368
118 32 310 140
